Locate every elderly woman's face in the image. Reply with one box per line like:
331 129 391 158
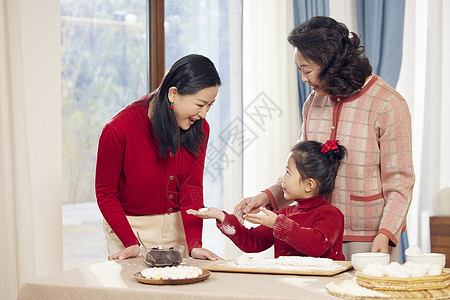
294 48 327 97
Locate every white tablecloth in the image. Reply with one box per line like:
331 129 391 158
17 257 352 299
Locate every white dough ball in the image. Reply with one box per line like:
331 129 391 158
235 254 250 265
405 245 423 256
428 264 442 276
410 266 427 278
389 262 401 268
421 262 431 271
362 266 384 277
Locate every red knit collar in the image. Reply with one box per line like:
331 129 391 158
294 194 327 209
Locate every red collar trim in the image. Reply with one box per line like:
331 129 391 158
329 74 378 103
294 194 327 209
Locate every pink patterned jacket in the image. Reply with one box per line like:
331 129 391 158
265 75 415 246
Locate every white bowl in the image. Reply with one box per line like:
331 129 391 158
406 253 446 268
351 252 390 271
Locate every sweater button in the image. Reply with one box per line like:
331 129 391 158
331 126 336 130
168 208 173 212
169 175 174 180
168 194 174 199
169 152 174 157
337 97 341 102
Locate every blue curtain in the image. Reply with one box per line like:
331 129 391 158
357 0 405 88
292 0 329 119
357 0 407 263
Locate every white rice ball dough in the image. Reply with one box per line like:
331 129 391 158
234 254 334 267
404 244 423 256
141 266 203 280
361 261 442 278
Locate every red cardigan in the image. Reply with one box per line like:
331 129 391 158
95 100 208 250
218 195 345 260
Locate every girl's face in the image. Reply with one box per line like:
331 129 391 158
294 48 327 97
169 85 219 130
281 153 310 201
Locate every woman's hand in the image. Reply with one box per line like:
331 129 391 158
233 192 270 224
187 207 225 223
244 206 277 228
371 233 390 253
108 244 140 260
190 247 223 261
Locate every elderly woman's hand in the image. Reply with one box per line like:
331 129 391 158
233 192 270 224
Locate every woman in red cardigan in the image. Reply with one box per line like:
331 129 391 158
95 54 222 261
188 140 346 260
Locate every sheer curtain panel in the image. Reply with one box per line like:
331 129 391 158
396 0 450 252
0 0 62 298
242 0 300 238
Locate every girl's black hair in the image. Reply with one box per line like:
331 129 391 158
290 140 346 195
142 54 221 157
287 16 372 97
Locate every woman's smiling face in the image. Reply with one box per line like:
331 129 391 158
294 48 327 97
169 85 219 130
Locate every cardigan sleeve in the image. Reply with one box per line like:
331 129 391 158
95 124 139 248
217 212 274 253
376 94 415 246
179 120 210 251
272 206 344 258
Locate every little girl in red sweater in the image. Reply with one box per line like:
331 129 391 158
188 140 347 260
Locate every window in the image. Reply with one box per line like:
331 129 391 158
164 0 243 257
61 0 149 269
61 0 242 269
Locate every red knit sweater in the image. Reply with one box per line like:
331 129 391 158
217 194 345 260
95 100 208 250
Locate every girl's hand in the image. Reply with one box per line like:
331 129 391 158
190 247 223 261
186 207 225 223
108 244 140 260
244 206 277 228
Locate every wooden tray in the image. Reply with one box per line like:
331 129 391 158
355 268 450 291
133 269 210 285
327 278 450 299
203 260 353 276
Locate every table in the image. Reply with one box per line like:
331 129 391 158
17 257 353 299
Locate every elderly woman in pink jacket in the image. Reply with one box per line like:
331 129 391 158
234 16 415 261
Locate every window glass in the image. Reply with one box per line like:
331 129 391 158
61 0 242 268
165 0 243 257
61 0 148 269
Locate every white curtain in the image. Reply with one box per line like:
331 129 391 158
0 0 62 298
396 0 450 251
332 0 450 252
240 0 300 258
242 0 300 196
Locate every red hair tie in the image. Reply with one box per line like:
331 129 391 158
321 140 339 153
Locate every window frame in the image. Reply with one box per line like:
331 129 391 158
149 0 165 91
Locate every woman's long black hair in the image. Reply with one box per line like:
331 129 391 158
143 54 221 157
288 16 372 97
